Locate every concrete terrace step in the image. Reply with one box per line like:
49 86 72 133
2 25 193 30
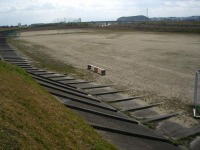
29 73 81 90
121 103 163 112
50 77 75 81
171 124 200 139
36 79 101 103
71 109 168 141
108 96 143 103
98 130 179 150
44 87 117 112
90 90 126 96
142 113 180 123
81 85 114 90
58 96 131 120
64 102 138 124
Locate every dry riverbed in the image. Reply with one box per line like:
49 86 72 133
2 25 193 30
10 28 200 126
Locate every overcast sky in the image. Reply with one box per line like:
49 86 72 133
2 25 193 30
0 0 200 26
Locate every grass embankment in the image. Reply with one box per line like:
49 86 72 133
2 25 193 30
106 21 200 34
0 28 18 32
7 37 97 82
19 23 91 33
0 61 116 150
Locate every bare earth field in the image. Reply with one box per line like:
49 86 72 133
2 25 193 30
18 29 200 122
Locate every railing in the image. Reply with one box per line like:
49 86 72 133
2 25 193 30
194 70 200 118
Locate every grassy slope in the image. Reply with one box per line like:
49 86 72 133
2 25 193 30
0 61 116 150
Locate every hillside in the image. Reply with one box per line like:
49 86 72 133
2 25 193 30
0 61 116 150
117 15 149 22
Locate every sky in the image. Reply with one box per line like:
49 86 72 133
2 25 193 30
0 0 200 26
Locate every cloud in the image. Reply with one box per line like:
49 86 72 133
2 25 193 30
0 0 200 25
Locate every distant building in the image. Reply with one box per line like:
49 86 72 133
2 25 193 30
18 23 21 27
54 17 82 23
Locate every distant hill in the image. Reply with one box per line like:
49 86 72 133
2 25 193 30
117 15 149 22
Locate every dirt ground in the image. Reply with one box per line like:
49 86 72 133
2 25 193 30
18 29 200 121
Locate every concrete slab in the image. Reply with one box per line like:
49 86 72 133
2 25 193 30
92 124 168 142
39 74 61 78
58 98 138 124
68 81 90 85
0 51 16 53
98 130 179 150
20 66 36 69
0 51 16 54
35 72 55 75
70 109 168 140
81 85 114 90
43 86 116 112
190 136 200 150
156 121 186 137
171 124 200 139
48 75 67 79
29 73 82 91
9 62 31 65
0 52 16 55
1 49 14 52
68 104 138 124
3 58 28 62
26 70 48 74
1 54 19 57
15 64 32 67
0 49 15 51
69 83 98 89
178 145 188 150
108 96 143 103
35 79 99 102
24 68 40 71
19 66 35 69
5 60 30 64
2 56 25 59
57 96 131 119
51 77 75 81
90 90 125 96
142 113 179 124
97 93 127 101
86 87 114 93
0 52 15 55
122 103 162 112
0 45 9 47
130 109 159 119
58 80 86 84
112 99 142 110
0 45 10 49
4 59 28 63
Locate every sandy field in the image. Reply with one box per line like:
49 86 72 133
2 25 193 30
19 29 200 107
